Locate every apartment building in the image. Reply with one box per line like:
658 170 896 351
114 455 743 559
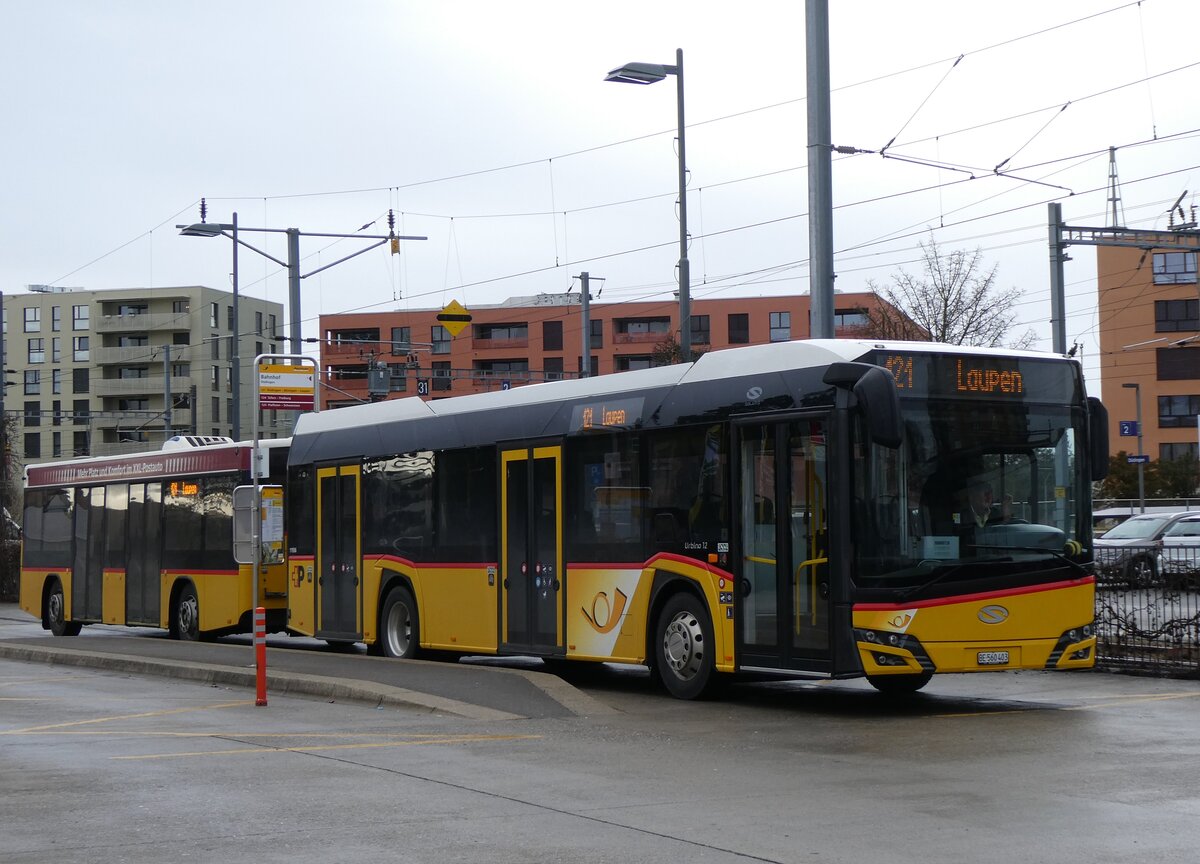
2 285 285 464
1098 242 1200 462
318 291 890 408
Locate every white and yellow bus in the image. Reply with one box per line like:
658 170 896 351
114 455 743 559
283 339 1109 696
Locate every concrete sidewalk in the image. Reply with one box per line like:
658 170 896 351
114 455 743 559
0 603 616 721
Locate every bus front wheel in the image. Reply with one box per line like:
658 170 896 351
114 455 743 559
867 671 933 695
175 585 200 641
46 576 82 637
654 592 716 700
379 586 419 659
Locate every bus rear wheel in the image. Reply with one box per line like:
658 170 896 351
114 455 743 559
654 592 716 700
379 586 419 659
867 671 933 694
46 576 82 637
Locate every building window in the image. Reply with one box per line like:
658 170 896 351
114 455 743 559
1153 251 1197 285
52 431 61 458
73 399 89 426
211 336 220 360
728 313 750 344
51 306 61 332
73 336 89 362
118 398 149 412
51 337 61 363
227 305 234 331
51 400 61 425
474 323 528 342
24 433 40 459
589 319 604 349
119 334 148 347
24 370 39 395
212 366 220 388
255 311 263 335
543 320 562 352
473 359 529 380
24 308 41 333
615 355 653 372
1159 395 1200 428
72 305 89 330
24 401 40 427
769 312 791 342
117 303 147 316
72 368 89 394
578 356 599 376
171 363 188 378
52 369 62 394
225 368 231 392
173 300 189 314
209 303 219 328
1161 441 1199 461
27 338 44 363
544 357 564 381
118 367 148 379
432 360 452 391
391 326 411 353
432 326 451 355
1157 347 1200 381
834 307 869 330
387 364 408 392
1155 298 1200 333
73 430 89 456
212 397 221 423
690 315 710 346
268 314 277 338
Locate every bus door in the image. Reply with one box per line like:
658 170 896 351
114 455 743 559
125 483 162 625
500 443 563 654
71 487 105 622
736 418 831 670
316 465 361 640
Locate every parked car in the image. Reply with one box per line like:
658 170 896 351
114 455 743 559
1094 511 1199 587
1157 515 1200 588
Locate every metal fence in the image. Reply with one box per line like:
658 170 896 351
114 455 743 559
1094 542 1200 678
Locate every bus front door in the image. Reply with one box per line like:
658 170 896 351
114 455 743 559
737 419 831 671
500 444 563 654
316 465 361 641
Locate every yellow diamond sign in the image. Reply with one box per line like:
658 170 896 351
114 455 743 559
437 300 472 338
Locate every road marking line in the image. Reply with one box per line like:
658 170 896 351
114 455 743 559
113 733 541 760
0 701 250 735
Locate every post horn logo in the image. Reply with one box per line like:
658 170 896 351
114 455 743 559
583 588 628 634
977 605 1009 625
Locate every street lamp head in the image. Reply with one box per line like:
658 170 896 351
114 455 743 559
605 61 674 84
178 222 231 238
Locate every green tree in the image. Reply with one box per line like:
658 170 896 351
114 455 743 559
864 234 1036 348
652 334 705 366
1095 451 1140 501
1149 453 1200 498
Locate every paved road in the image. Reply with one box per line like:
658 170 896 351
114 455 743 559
4 603 1200 862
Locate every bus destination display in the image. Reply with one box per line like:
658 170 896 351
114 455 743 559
868 351 1078 402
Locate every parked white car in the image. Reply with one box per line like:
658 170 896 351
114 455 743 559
1158 515 1200 588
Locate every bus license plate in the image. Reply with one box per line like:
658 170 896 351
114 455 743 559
978 651 1010 666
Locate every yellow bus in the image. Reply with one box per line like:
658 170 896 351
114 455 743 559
283 339 1108 697
20 436 290 640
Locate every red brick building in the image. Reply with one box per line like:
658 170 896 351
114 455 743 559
318 291 891 408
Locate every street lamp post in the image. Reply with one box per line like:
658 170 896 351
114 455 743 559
1123 382 1145 513
180 209 425 433
606 48 691 362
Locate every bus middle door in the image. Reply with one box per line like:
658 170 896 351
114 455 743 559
316 465 361 641
500 443 563 655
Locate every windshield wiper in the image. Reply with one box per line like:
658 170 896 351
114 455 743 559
968 544 1090 576
900 564 967 600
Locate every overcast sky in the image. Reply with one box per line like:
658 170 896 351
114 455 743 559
4 1 1199 386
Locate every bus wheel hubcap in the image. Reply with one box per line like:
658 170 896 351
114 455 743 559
663 611 704 680
387 604 411 655
49 591 63 623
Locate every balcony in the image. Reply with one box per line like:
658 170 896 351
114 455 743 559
91 345 174 365
93 376 193 398
93 312 189 334
471 336 529 351
90 409 192 431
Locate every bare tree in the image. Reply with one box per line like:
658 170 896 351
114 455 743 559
864 234 1035 348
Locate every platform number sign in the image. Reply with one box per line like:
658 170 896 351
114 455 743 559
417 379 430 397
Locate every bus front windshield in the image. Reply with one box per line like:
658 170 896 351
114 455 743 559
852 397 1089 593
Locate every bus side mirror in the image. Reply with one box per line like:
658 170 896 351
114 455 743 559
823 362 903 449
1088 396 1109 481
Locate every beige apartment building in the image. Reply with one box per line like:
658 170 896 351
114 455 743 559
1098 242 1200 462
2 285 285 465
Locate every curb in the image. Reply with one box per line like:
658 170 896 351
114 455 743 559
0 643 522 721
